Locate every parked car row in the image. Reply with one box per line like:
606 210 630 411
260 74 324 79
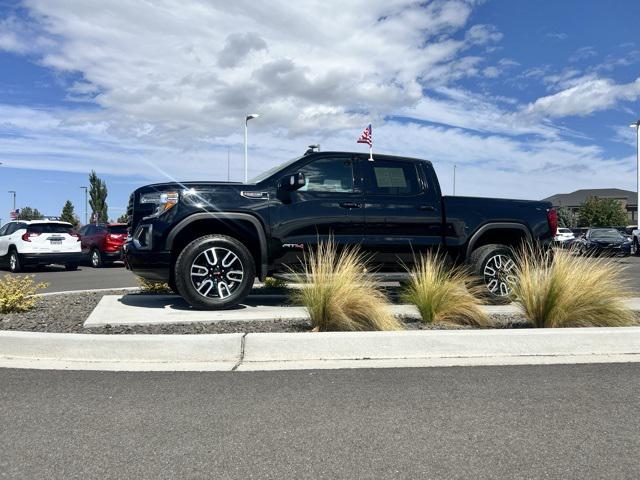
0 219 127 272
555 227 633 257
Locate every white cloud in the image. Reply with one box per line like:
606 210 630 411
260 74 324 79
523 76 640 118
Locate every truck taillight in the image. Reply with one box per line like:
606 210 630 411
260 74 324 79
547 208 558 238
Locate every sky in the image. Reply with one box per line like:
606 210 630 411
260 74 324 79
0 0 639 222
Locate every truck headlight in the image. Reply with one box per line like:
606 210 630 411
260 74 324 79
140 191 179 218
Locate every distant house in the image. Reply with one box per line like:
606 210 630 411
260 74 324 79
542 188 638 225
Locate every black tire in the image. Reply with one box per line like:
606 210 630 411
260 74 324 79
174 235 255 310
634 239 640 257
90 248 103 268
469 244 516 299
8 249 22 273
65 263 78 271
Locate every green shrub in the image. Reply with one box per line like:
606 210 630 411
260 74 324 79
402 251 490 326
0 275 47 313
511 248 634 327
137 277 173 294
290 239 403 331
263 277 288 289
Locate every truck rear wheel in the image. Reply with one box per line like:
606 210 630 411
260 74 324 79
174 234 255 310
469 244 516 298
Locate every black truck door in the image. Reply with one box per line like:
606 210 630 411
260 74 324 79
269 154 365 268
360 157 442 267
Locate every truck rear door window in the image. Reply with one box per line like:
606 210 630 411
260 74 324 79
368 162 421 195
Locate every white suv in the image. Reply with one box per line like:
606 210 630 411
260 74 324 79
0 220 83 272
554 227 575 243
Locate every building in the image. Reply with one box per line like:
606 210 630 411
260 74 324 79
542 188 638 224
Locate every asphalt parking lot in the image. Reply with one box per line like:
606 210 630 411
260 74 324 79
1 364 639 479
5 262 139 293
2 255 640 294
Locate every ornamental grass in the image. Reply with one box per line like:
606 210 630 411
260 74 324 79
402 251 490 326
511 247 634 328
290 239 403 332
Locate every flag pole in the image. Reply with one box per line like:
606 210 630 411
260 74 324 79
369 145 373 161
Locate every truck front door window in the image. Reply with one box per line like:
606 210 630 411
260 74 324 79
299 158 354 193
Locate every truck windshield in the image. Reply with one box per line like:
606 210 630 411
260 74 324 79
248 156 301 184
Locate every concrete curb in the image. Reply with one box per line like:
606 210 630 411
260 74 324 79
0 330 243 370
2 327 640 372
37 287 141 297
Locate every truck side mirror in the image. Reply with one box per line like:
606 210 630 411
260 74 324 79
278 172 306 192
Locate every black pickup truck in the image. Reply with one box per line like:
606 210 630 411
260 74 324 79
124 151 556 309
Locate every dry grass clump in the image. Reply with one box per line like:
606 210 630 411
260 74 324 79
511 248 634 327
137 277 173 294
402 252 490 326
0 274 47 313
290 240 403 332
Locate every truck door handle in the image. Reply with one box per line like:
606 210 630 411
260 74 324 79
340 202 361 209
418 205 435 211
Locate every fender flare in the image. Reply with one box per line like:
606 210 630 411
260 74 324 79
166 212 269 279
465 222 532 259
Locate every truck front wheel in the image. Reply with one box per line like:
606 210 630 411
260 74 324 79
174 234 255 310
469 244 516 298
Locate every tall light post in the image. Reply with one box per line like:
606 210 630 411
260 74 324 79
630 120 640 229
80 186 88 225
227 145 231 182
453 165 457 196
244 113 259 183
8 190 16 211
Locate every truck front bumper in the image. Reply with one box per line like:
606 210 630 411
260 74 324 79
124 242 172 282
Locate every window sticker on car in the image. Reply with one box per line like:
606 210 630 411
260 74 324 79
374 167 408 188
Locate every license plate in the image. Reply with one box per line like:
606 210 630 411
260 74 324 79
50 240 62 245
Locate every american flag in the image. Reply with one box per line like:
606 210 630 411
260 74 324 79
357 124 372 147
357 124 373 148
9 209 19 220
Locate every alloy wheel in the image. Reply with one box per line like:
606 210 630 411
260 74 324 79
9 253 17 272
92 250 100 267
483 254 516 297
190 247 244 299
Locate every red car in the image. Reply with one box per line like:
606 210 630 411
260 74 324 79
78 223 127 268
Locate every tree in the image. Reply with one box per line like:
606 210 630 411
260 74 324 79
578 197 628 227
557 206 578 228
89 170 108 223
60 200 80 228
116 213 128 224
17 207 43 221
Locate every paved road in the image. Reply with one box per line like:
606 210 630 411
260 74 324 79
6 263 139 293
1 364 638 479
3 255 640 294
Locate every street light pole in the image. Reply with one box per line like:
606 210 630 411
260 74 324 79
8 190 16 211
80 186 88 225
244 113 259 183
453 165 457 196
630 120 640 229
227 146 231 182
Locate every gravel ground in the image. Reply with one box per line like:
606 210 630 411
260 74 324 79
0 289 632 334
